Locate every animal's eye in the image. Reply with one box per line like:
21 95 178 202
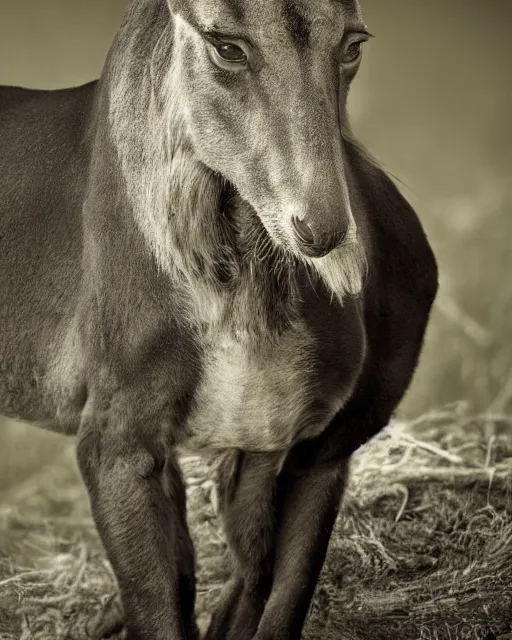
340 36 368 66
343 42 362 63
206 37 250 71
214 43 247 64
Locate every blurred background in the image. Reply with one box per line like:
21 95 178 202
1 0 511 489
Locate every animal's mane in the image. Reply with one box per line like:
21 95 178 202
99 0 369 340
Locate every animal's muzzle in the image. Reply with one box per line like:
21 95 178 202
292 216 348 258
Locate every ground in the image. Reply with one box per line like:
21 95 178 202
1 406 511 640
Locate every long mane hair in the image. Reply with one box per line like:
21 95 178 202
93 0 371 341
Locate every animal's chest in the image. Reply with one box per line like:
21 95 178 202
183 298 366 453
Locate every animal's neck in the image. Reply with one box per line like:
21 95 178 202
99 1 301 340
95 0 368 341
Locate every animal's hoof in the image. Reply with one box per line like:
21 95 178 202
87 594 124 639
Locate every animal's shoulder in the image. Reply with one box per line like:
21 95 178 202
348 145 439 311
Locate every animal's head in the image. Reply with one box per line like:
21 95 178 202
166 0 369 261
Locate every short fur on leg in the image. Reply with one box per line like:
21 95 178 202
205 451 286 640
77 406 198 640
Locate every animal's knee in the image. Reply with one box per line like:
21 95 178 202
76 411 158 490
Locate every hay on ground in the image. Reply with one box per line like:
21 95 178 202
0 404 511 640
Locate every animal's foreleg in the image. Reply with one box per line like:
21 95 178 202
76 417 196 640
253 457 349 640
205 451 284 640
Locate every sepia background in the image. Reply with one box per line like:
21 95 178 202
0 2 511 638
0 1 511 493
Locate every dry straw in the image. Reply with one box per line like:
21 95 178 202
0 404 511 640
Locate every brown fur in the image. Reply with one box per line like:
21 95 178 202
0 1 438 638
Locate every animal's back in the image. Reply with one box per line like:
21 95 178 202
0 82 95 423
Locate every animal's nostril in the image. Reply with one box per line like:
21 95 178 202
334 228 348 246
292 218 350 258
292 216 315 245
